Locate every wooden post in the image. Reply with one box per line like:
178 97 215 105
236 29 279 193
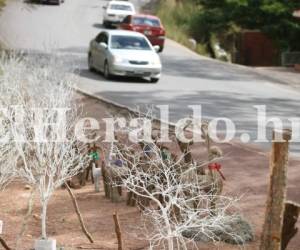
281 201 300 250
176 139 193 164
260 129 291 250
65 182 94 243
111 186 122 203
0 236 11 250
92 163 101 193
126 192 136 206
16 187 35 250
101 162 110 198
113 212 123 250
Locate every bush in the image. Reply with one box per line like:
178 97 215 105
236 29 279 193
182 215 254 245
156 0 300 60
195 0 300 52
156 0 209 56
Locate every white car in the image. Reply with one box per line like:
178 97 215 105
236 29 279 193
88 30 162 83
102 1 136 28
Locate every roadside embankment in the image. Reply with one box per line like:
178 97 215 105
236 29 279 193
0 0 6 14
147 0 209 56
0 0 6 50
0 0 5 9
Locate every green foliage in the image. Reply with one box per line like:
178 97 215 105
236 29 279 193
195 0 300 51
156 0 209 56
0 0 5 8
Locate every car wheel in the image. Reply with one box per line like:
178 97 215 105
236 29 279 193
88 54 95 72
150 77 159 83
104 61 112 80
158 46 164 53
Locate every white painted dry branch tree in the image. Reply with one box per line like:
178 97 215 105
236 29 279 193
0 136 16 190
0 55 25 191
109 141 242 250
0 55 89 240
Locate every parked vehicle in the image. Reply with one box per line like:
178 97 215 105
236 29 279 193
88 30 162 83
119 14 165 52
102 1 135 28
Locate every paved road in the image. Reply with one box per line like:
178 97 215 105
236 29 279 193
1 0 300 150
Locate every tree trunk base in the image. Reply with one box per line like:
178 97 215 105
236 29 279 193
34 239 56 250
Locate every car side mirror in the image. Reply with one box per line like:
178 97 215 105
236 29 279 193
153 45 160 53
99 42 108 49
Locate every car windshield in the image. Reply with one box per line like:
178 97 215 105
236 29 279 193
132 17 160 27
110 35 151 50
109 4 132 11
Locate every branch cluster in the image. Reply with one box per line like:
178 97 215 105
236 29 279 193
108 140 243 249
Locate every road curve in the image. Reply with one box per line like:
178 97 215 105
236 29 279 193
1 0 300 150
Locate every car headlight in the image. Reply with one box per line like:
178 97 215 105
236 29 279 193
113 56 127 64
150 57 161 66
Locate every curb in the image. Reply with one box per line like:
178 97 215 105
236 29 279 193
74 85 171 128
74 85 139 116
74 85 269 157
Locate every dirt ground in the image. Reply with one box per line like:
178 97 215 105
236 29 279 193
0 93 299 250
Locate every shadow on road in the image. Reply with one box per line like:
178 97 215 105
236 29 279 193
57 46 87 54
24 0 43 5
24 0 62 5
93 23 118 30
93 23 104 29
161 55 286 84
79 69 151 84
4 48 153 84
7 46 286 85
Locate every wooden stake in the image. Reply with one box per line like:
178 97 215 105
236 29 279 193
65 182 94 243
260 129 291 250
176 139 193 164
101 162 110 199
111 186 122 203
113 212 123 250
0 236 11 250
281 201 300 250
16 187 35 250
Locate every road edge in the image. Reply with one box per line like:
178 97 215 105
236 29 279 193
74 85 269 157
166 38 299 88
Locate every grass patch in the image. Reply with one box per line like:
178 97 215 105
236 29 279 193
0 0 5 9
156 0 209 56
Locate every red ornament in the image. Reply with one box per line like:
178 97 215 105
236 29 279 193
208 163 226 180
